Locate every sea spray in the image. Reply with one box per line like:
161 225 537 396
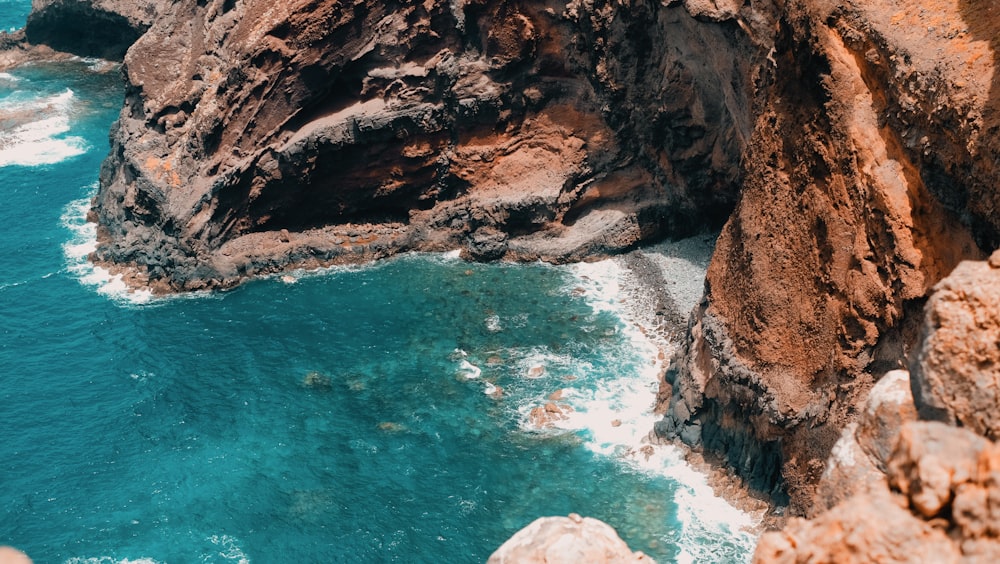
560 254 759 562
61 194 154 304
0 88 88 167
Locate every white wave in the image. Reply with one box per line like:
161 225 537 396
0 71 19 83
456 359 481 380
204 535 250 564
0 89 88 167
60 194 154 305
485 314 502 333
518 258 761 561
566 259 624 315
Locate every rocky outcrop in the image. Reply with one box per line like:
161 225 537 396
657 0 994 514
24 0 158 60
488 514 653 563
755 253 1000 560
87 0 764 292
14 0 1000 544
755 422 1000 563
813 369 916 512
910 250 1000 438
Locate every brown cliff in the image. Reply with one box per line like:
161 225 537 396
10 0 1000 544
87 0 763 292
657 0 996 515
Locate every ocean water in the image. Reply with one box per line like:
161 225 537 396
0 0 28 33
0 42 756 564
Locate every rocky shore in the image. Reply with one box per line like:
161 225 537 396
6 0 1000 560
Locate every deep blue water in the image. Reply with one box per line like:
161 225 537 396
0 37 755 564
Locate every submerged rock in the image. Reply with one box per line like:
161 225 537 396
302 371 332 390
488 514 653 564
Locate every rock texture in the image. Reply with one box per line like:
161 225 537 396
813 369 916 512
12 0 1000 546
910 250 1000 438
657 0 994 514
755 422 1000 563
85 0 763 292
756 253 1000 560
488 514 653 564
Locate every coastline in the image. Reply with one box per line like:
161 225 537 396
605 236 777 534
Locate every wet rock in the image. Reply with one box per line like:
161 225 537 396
464 227 508 262
488 514 653 563
910 251 1000 440
529 402 573 429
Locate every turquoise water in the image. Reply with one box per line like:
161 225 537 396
0 0 28 32
0 54 755 564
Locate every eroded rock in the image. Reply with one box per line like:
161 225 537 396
24 0 158 59
753 488 959 564
87 0 759 292
910 250 1000 440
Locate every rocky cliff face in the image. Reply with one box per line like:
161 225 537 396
657 0 997 514
13 0 1000 545
86 0 764 292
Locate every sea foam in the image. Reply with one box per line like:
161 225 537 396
555 256 759 562
60 194 154 305
0 89 88 167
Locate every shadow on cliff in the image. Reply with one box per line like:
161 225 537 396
958 0 1000 249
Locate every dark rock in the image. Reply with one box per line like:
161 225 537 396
24 0 157 60
464 226 508 261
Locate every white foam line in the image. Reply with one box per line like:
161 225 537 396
0 89 88 167
557 258 759 561
60 193 154 305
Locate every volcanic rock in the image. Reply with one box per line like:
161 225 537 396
24 0 158 60
85 0 758 292
658 0 993 514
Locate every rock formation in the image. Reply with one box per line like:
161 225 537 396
82 0 763 292
8 0 1000 556
910 252 1000 438
488 514 653 563
24 0 158 60
754 253 1000 561
657 0 995 514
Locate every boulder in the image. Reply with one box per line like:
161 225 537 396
753 488 959 564
910 251 1000 440
488 514 653 564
